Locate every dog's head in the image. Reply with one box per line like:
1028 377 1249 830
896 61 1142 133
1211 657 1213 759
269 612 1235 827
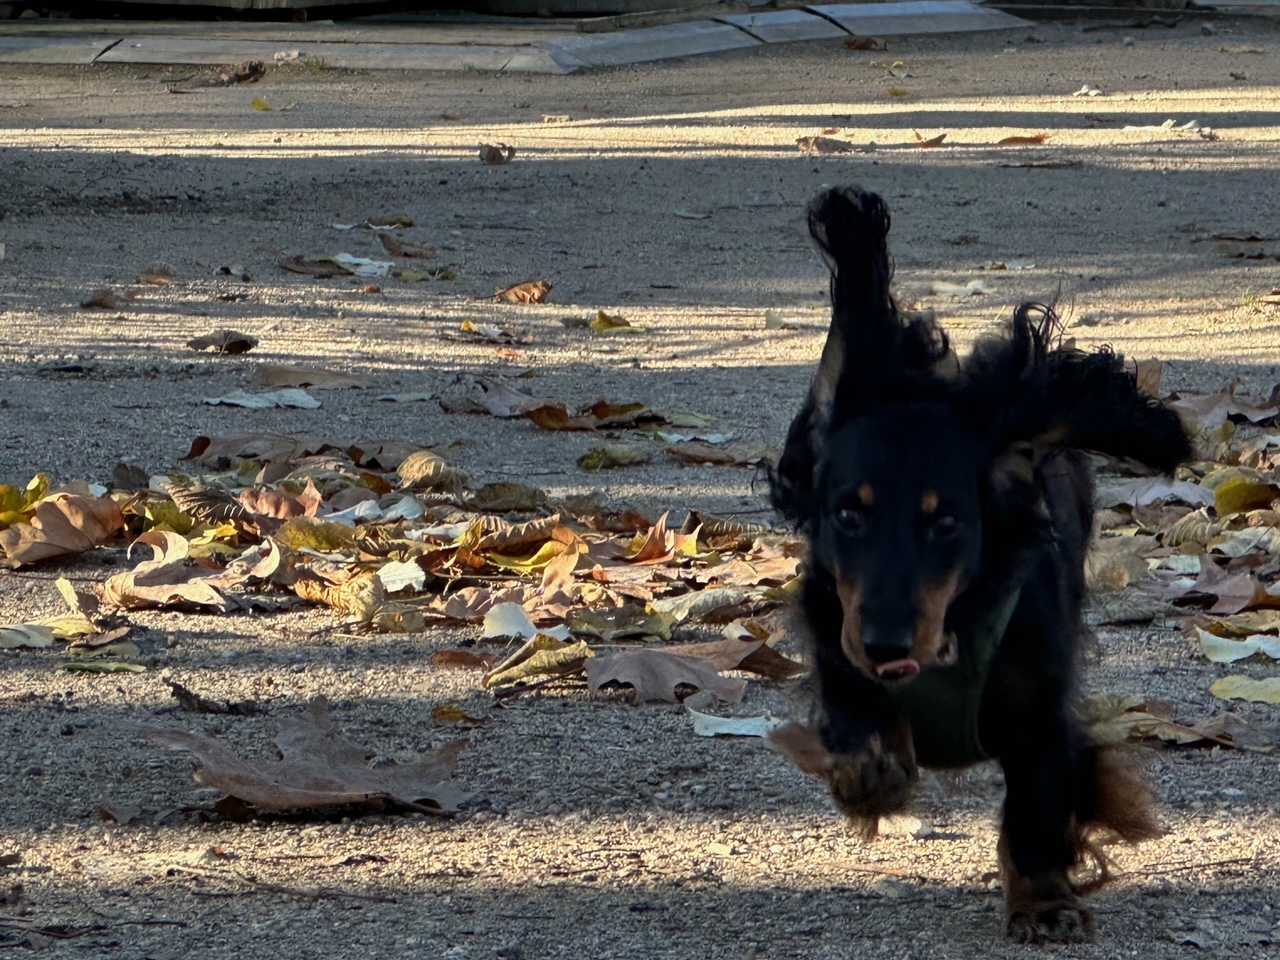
808 403 987 682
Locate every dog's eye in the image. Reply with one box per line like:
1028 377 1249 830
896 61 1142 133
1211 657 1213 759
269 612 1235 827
834 506 867 535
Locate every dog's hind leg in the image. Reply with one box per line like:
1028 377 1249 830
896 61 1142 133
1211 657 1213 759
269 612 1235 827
981 588 1096 943
998 742 1090 942
996 719 1095 943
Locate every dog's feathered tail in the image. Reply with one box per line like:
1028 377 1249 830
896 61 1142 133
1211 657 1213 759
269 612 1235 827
965 304 1192 472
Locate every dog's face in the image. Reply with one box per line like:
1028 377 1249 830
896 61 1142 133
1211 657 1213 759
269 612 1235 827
812 404 985 683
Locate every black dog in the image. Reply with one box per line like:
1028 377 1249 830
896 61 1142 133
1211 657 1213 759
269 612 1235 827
770 186 1192 943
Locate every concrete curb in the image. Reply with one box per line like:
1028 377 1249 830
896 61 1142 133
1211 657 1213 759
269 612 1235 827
0 2 1031 73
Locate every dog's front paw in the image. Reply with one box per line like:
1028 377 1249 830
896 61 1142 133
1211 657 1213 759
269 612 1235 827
1006 899 1092 944
770 723 918 836
827 733 918 835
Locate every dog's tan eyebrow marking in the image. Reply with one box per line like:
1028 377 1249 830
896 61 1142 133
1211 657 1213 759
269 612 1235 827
921 489 939 514
858 482 875 507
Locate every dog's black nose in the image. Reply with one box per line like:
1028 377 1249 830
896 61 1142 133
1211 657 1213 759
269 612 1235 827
861 626 913 664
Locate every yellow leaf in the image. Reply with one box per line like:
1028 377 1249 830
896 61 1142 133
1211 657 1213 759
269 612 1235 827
185 524 240 560
24 473 50 506
295 572 382 621
34 614 98 640
590 310 638 333
277 517 357 552
578 444 653 470
431 703 488 725
142 499 195 535
482 636 593 689
1210 675 1280 704
1214 475 1280 516
0 485 26 519
486 538 571 574
252 97 273 111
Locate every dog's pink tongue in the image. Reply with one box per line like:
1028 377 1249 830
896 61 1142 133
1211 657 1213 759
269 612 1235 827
875 659 921 681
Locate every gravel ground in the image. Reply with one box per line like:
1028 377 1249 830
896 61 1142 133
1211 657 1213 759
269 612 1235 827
1 17 1280 960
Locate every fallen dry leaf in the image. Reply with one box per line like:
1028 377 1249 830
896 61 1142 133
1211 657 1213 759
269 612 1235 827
431 650 497 670
0 623 57 649
845 35 887 51
467 481 548 512
378 233 438 259
479 143 516 165
797 135 858 155
397 449 466 493
569 605 676 642
249 364 365 390
101 531 232 611
591 310 634 332
278 255 354 278
493 279 552 303
913 131 947 148
1196 626 1280 663
1209 675 1280 704
585 646 747 704
524 403 605 432
1080 694 1233 748
167 680 259 716
295 570 382 621
0 492 126 567
188 329 259 354
688 708 785 738
80 288 119 310
997 132 1051 145
671 633 805 680
141 697 469 813
578 444 654 470
483 635 592 689
666 441 768 467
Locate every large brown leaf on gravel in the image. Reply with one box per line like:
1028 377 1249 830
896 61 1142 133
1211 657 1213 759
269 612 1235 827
101 530 232 611
141 697 469 814
182 434 344 467
0 493 126 567
586 645 748 704
669 634 805 680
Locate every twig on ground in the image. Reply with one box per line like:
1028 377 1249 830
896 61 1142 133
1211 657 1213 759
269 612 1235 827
168 865 397 904
1125 855 1257 878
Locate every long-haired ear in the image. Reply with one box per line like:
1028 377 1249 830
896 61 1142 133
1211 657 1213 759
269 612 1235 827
967 304 1191 473
804 186 898 429
771 188 900 526
772 187 956 526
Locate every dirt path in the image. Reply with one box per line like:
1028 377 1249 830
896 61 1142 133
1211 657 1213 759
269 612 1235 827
1 18 1279 959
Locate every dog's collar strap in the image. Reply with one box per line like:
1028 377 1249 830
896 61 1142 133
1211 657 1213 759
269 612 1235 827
884 585 1023 768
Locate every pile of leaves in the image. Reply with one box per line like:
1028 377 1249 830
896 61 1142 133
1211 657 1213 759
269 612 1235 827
1085 371 1280 714
7 369 1280 815
0 429 803 703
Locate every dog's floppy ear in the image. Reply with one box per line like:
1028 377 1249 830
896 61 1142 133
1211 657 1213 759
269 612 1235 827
771 187 953 526
968 304 1192 473
805 186 904 424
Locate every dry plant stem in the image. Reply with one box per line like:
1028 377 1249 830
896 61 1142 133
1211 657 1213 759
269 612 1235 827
168 865 397 904
1127 855 1258 878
